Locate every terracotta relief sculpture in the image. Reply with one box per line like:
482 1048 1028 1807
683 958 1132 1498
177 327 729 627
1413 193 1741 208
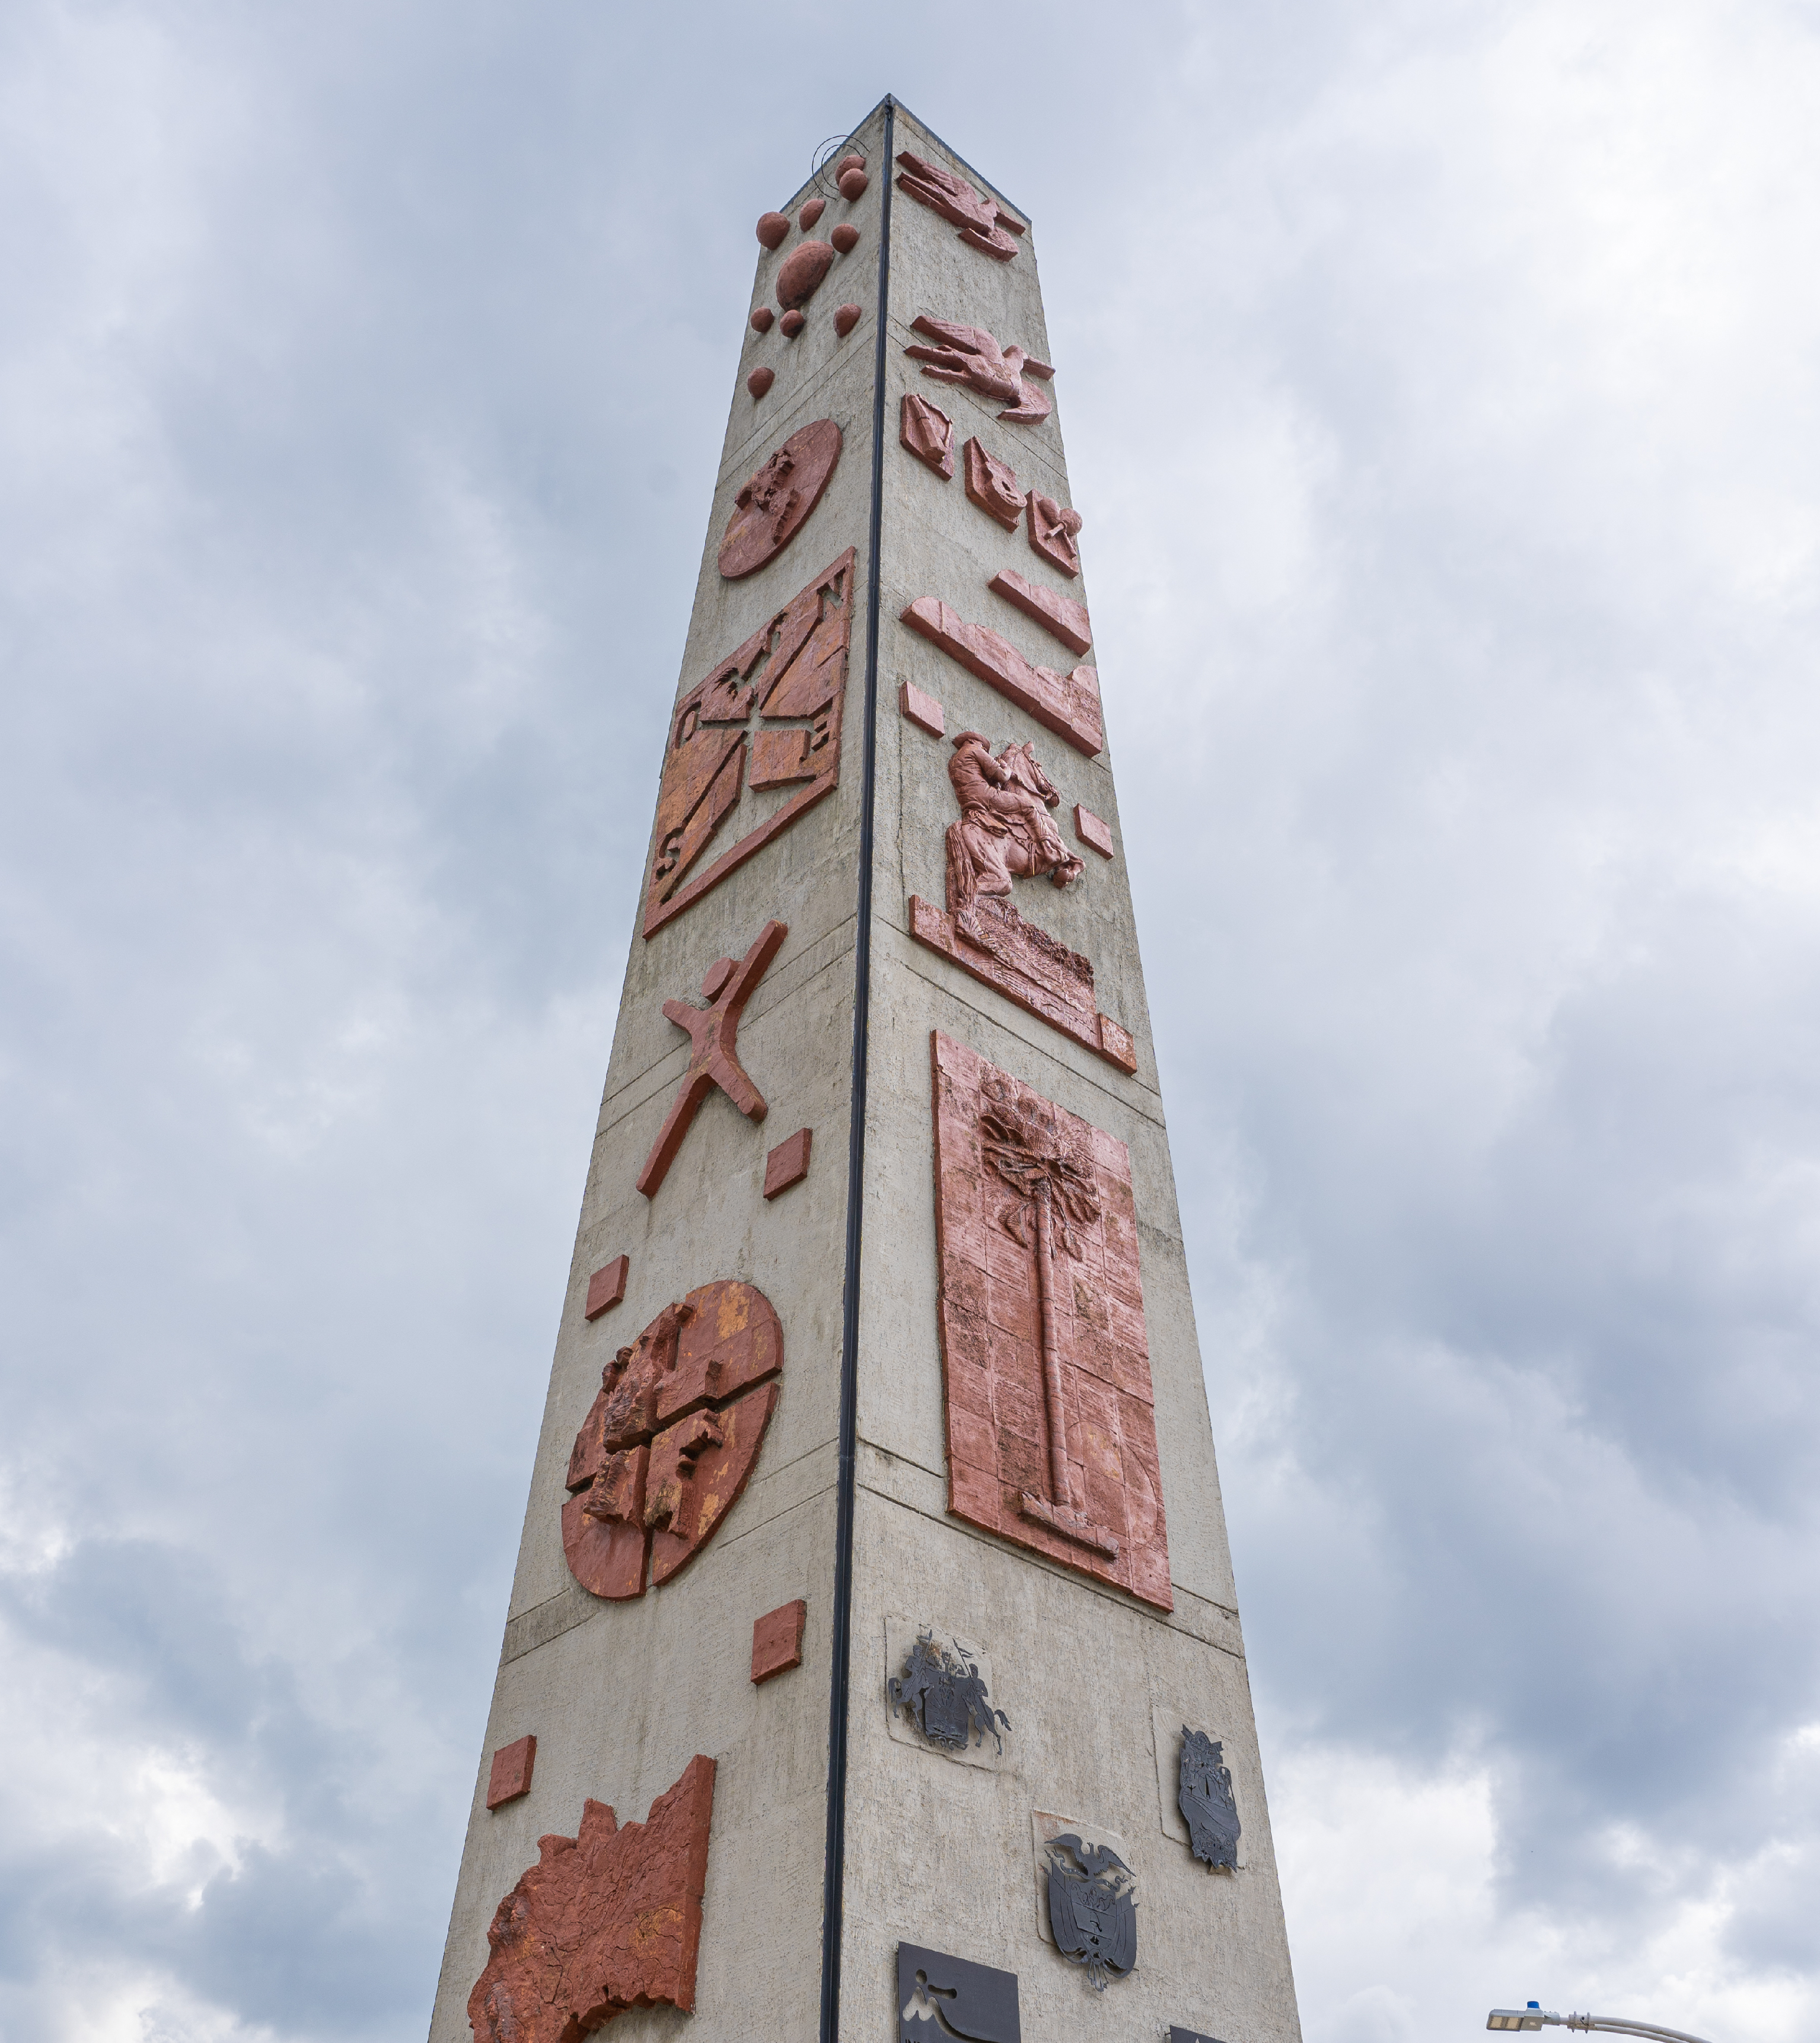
1028 491 1083 576
905 316 1054 425
638 920 786 1197
645 549 853 935
777 239 836 311
895 150 1026 262
718 420 842 580
930 1033 1170 1607
900 394 954 479
831 222 860 254
908 736 1133 1074
964 438 1024 531
562 1280 783 1599
901 595 1104 757
468 1754 716 2041
989 568 1092 655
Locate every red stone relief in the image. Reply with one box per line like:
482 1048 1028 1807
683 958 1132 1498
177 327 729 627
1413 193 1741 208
487 1735 536 1810
645 549 853 936
833 302 862 337
1027 491 1083 578
1075 804 1115 859
779 309 805 338
989 569 1092 656
718 420 842 581
899 678 945 738
776 240 835 311
894 150 1027 262
799 197 825 230
756 212 789 250
900 394 955 480
901 596 1104 757
838 167 869 200
562 1280 783 1601
964 438 1024 531
831 223 860 255
747 366 774 400
750 306 773 333
751 1599 807 1684
468 1754 716 2041
836 152 866 178
763 1126 812 1199
905 316 1054 425
585 1255 629 1321
930 1032 1170 1608
906 735 1136 1076
638 921 786 1198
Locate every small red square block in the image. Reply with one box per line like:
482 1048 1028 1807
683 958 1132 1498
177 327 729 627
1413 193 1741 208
763 1127 812 1200
898 679 945 739
486 1733 537 1809
1074 804 1115 859
751 1599 807 1684
584 1255 629 1320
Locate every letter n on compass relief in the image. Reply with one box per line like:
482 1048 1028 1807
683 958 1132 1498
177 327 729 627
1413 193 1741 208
431 100 1301 2043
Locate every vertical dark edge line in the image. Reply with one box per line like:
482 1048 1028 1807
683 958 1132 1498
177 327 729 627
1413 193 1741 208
820 94 894 2043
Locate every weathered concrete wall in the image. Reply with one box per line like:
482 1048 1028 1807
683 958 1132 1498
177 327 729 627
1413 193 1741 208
430 98 1301 2043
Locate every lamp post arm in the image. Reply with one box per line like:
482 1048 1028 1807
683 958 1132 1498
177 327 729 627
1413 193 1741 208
1557 2017 1716 2043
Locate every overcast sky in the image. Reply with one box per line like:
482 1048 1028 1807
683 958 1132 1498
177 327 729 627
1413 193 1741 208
4 4 1819 2041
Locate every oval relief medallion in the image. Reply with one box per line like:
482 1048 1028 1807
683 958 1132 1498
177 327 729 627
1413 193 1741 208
718 418 842 579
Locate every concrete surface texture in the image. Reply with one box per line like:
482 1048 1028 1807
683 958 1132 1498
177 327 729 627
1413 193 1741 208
428 97 1303 2043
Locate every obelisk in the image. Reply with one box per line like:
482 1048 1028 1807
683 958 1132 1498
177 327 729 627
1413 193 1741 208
428 98 1303 2043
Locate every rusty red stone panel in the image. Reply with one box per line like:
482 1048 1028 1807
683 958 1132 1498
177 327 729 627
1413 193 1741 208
763 1126 812 1199
562 1282 783 1602
468 1754 716 2041
1027 490 1083 577
900 394 954 480
899 678 945 738
989 569 1092 655
904 315 1054 425
776 239 834 310
831 222 860 255
638 920 786 1198
900 597 1103 757
799 197 825 230
747 366 774 399
486 1735 536 1810
718 420 840 582
1075 805 1114 859
894 149 1026 262
838 167 868 200
585 1254 629 1321
756 212 789 249
750 1598 807 1684
929 1032 1171 1609
644 551 853 936
833 301 862 336
964 438 1024 531
750 306 773 333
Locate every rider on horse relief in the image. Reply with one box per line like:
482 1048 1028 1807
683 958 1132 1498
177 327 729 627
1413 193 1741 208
945 730 1085 922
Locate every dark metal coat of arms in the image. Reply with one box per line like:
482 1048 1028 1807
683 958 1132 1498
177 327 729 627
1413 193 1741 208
888 1630 1010 1755
1178 1728 1242 1871
1044 1833 1137 1990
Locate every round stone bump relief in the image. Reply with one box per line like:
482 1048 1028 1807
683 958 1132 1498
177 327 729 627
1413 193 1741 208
747 365 774 399
836 151 866 177
756 211 789 250
837 167 869 200
831 222 860 255
776 239 835 311
799 197 825 230
833 303 862 338
779 308 805 338
750 306 774 333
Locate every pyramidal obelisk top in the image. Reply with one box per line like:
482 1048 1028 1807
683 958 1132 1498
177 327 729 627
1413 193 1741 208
428 98 1303 2043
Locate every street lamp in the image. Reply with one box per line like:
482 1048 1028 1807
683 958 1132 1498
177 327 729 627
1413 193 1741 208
1487 2004 1716 2043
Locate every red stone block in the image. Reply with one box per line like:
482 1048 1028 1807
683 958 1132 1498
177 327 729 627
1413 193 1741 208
763 1126 812 1199
836 152 866 178
833 300 862 335
756 211 789 249
799 197 825 231
898 679 945 738
468 1754 716 2041
776 240 835 310
779 308 806 338
964 436 1024 530
750 1598 807 1684
989 569 1092 655
831 223 860 256
900 598 1103 757
584 1254 629 1321
747 366 774 399
486 1735 536 1809
900 393 954 479
838 167 868 200
750 305 773 333
1075 804 1114 859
